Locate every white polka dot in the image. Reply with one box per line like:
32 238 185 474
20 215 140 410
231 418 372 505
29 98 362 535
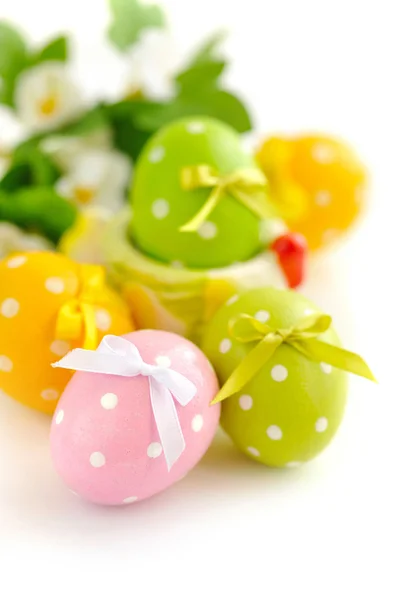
1 298 20 318
247 446 260 457
219 338 232 354
170 260 184 269
90 451 106 467
147 442 163 458
155 355 171 368
45 277 65 294
304 308 315 316
152 198 169 219
271 365 288 382
55 409 64 425
183 348 197 361
191 414 203 432
315 190 331 206
186 121 205 134
123 496 138 504
100 392 119 410
321 362 332 374
198 221 218 240
255 310 270 323
286 461 302 468
239 394 253 410
7 255 27 268
95 309 111 331
315 417 328 433
267 425 283 440
312 143 335 163
148 146 165 163
40 388 58 401
41 389 59 401
50 340 71 356
226 294 239 306
0 355 13 372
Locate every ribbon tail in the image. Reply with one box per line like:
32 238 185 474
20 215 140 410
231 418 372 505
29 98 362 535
55 302 82 342
179 187 223 233
149 377 186 471
80 303 98 350
154 368 197 406
211 335 283 404
292 339 377 382
235 188 276 220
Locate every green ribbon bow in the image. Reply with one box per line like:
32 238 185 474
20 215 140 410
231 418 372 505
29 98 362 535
179 164 273 233
211 313 376 405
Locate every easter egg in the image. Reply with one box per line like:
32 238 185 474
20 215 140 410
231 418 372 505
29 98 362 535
50 329 220 504
0 251 133 414
256 135 367 251
130 116 275 269
202 287 348 467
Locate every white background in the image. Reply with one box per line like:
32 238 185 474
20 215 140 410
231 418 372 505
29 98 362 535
0 1 398 598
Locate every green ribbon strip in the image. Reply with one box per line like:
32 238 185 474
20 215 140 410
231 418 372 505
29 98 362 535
179 164 273 233
211 313 376 405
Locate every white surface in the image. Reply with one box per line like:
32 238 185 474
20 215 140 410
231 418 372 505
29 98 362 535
0 1 398 598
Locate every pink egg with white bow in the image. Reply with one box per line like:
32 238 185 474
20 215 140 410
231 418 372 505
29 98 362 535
50 330 220 505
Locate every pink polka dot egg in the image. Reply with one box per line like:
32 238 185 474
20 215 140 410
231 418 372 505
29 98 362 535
50 329 220 505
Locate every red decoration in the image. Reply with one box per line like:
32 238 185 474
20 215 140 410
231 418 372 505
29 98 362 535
271 233 307 288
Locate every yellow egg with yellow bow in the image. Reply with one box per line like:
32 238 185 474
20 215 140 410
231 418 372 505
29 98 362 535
0 251 134 414
256 135 368 251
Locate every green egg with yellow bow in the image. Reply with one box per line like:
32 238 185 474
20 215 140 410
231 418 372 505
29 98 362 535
130 116 276 269
201 287 375 467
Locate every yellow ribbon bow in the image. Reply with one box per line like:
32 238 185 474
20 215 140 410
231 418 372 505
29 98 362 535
179 164 274 233
55 265 107 350
211 313 375 405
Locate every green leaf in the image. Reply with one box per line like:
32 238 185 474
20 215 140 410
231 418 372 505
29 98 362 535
0 21 27 78
32 35 68 64
0 186 77 243
58 104 109 136
0 21 29 106
176 61 226 95
108 0 165 50
105 100 152 160
187 31 227 67
131 89 252 133
196 90 253 133
0 142 61 192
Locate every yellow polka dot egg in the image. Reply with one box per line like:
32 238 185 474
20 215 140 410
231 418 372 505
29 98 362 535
0 251 134 414
256 134 368 251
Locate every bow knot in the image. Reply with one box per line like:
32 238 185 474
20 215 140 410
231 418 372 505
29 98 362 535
211 312 375 405
53 335 197 470
55 265 108 350
179 164 274 233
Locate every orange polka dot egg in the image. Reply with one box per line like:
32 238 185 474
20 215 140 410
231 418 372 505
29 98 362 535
256 135 368 251
0 251 134 414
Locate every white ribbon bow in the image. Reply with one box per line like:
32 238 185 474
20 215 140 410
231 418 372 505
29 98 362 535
52 335 197 471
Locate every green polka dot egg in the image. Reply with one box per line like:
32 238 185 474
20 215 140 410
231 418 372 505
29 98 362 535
202 287 348 467
130 116 274 269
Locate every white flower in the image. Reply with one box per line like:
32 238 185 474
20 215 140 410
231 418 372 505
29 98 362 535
14 61 84 133
55 149 132 214
40 128 113 172
0 222 53 259
125 29 181 100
